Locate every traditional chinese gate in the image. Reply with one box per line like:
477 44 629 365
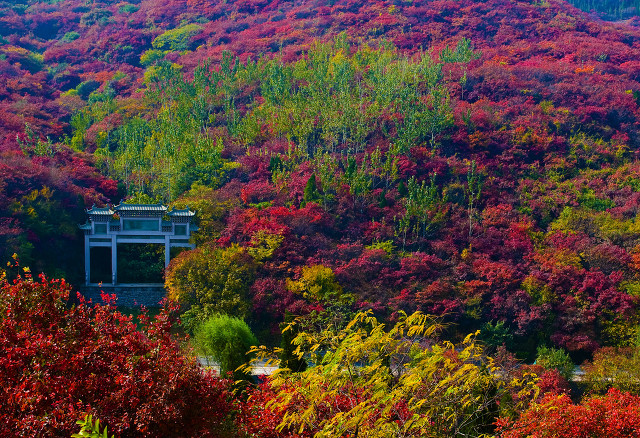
78 204 196 306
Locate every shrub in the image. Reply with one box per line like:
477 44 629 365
72 414 113 438
76 80 100 100
498 389 640 438
582 346 640 395
61 31 80 43
118 4 139 14
151 24 202 52
193 313 258 378
536 345 575 381
139 49 165 66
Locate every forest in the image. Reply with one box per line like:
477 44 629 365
4 0 640 436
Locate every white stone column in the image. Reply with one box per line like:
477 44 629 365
164 235 171 268
111 235 117 285
84 234 90 285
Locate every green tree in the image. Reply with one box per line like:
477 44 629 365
480 320 515 353
396 174 446 249
302 173 320 206
465 160 483 239
279 312 307 373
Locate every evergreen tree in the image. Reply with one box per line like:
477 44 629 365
303 173 320 205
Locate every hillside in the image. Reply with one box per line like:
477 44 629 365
2 0 640 140
2 0 640 359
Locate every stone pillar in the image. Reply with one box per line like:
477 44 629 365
111 235 117 285
164 235 171 268
84 234 90 285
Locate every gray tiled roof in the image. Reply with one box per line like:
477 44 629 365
168 208 195 217
115 204 168 212
86 205 114 215
114 204 168 217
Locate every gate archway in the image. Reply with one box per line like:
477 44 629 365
79 204 196 285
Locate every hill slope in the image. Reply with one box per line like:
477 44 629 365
2 0 640 357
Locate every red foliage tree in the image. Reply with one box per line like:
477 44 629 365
0 270 235 437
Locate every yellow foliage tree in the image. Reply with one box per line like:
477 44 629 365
165 243 257 331
286 264 350 304
247 311 538 437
